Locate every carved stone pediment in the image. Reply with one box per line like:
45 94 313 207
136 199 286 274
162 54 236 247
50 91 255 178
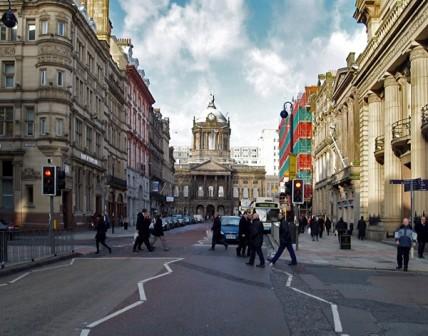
191 160 231 172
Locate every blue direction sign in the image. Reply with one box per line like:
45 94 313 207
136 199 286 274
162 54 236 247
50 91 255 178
389 178 428 192
419 179 428 191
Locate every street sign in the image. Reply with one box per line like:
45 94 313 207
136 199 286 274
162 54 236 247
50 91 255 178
389 178 428 192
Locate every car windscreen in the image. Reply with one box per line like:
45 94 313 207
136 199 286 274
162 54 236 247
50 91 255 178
221 217 240 226
255 208 280 222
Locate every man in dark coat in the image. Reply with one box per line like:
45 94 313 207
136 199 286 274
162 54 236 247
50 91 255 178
236 212 249 257
310 216 319 241
246 213 265 267
133 209 153 252
325 216 332 235
336 217 347 242
318 216 325 238
268 213 297 266
415 215 427 258
357 216 366 240
93 213 112 254
151 214 169 251
210 214 228 250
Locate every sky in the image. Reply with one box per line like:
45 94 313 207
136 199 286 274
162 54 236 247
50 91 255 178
109 0 367 147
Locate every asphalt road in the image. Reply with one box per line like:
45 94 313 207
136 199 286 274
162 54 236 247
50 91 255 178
1 222 428 336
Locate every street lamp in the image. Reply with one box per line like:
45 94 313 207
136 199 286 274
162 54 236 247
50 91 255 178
280 101 293 120
1 0 17 28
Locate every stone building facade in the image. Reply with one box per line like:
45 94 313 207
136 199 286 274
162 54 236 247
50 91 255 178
0 0 127 228
353 0 428 238
174 96 265 217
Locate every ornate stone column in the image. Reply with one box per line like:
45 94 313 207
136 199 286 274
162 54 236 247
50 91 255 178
367 92 384 218
410 45 428 216
359 99 369 219
383 75 402 232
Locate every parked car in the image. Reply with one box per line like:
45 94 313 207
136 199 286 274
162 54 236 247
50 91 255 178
0 220 19 240
161 217 169 231
220 216 240 243
183 216 191 225
194 214 203 223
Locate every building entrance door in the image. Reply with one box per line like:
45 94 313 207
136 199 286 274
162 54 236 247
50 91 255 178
206 204 215 218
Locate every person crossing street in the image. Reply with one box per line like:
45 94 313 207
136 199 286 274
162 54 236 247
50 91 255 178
236 211 249 257
246 212 265 267
268 212 297 266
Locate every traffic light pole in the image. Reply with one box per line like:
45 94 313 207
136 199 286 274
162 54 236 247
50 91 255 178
49 195 55 255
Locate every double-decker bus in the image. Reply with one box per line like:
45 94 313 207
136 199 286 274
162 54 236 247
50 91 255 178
250 197 280 233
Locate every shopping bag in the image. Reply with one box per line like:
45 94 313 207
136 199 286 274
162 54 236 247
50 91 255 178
307 227 311 235
133 232 138 243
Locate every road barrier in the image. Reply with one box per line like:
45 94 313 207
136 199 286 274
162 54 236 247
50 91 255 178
0 229 74 269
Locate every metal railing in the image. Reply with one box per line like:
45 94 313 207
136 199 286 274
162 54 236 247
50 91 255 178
422 104 428 125
0 230 74 269
392 117 411 139
375 135 385 152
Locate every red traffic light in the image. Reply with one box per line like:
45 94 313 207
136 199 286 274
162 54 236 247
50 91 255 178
295 182 302 188
44 169 52 177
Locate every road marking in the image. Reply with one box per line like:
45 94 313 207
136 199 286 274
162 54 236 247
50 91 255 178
273 267 344 334
80 257 183 336
331 304 343 333
9 272 30 284
87 301 143 328
0 283 8 287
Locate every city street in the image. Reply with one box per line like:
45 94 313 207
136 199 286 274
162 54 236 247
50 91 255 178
1 223 428 336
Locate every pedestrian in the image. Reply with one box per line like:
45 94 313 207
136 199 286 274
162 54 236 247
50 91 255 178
246 212 265 267
236 211 249 257
301 215 308 234
348 222 354 236
318 216 325 238
357 216 367 240
93 213 112 254
151 214 169 251
210 213 228 250
325 216 332 236
268 212 297 266
133 209 154 252
415 215 427 258
336 217 347 243
310 216 319 241
395 217 416 272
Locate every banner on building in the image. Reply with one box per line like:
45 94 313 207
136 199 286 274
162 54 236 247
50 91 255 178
289 154 297 180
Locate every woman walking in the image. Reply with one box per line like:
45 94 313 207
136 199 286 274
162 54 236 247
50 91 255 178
151 214 169 251
94 213 112 254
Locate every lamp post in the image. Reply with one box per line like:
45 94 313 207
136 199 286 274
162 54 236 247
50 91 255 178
280 101 299 250
1 0 18 28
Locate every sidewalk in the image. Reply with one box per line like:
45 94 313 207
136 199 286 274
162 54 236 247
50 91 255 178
270 230 428 272
73 226 136 240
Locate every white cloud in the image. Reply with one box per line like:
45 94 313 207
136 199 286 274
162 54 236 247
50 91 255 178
118 0 169 32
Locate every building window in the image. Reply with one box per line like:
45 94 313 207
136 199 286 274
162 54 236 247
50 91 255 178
11 26 16 41
208 186 214 198
198 186 204 197
57 21 65 36
2 161 13 209
0 106 13 136
233 186 239 198
0 23 6 40
55 118 64 136
40 117 48 135
3 62 14 88
25 184 34 206
96 132 101 157
86 126 92 152
87 53 94 73
57 70 64 87
40 69 47 86
243 187 249 199
75 119 82 146
27 21 36 40
253 188 258 198
183 185 189 198
174 186 179 197
218 186 224 198
40 20 49 35
25 106 34 136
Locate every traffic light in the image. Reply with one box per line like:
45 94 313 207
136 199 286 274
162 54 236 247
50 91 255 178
292 179 304 204
56 167 66 196
284 181 292 196
42 166 56 195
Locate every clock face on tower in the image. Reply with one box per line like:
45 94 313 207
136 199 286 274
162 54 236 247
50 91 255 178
207 113 215 121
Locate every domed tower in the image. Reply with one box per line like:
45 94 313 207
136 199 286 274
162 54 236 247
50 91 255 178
191 95 231 163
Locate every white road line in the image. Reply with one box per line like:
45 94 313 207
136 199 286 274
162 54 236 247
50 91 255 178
86 301 143 328
80 329 90 336
9 272 30 284
0 283 8 287
273 267 345 335
331 304 343 333
80 257 183 336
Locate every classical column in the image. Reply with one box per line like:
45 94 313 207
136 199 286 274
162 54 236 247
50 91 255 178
359 99 369 219
383 75 402 232
367 92 384 218
410 45 428 216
